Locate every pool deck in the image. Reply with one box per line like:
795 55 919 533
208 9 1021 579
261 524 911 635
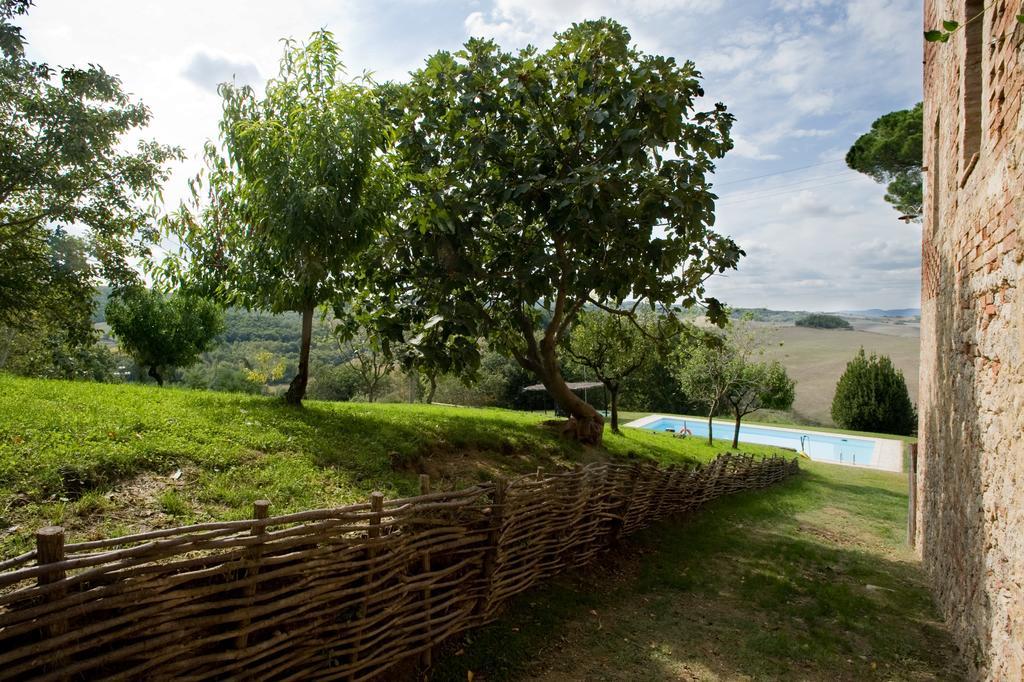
624 415 905 473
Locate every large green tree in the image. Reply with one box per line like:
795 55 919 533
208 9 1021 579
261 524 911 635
369 20 741 443
846 103 922 221
159 30 396 405
831 348 916 435
0 0 180 330
105 288 224 386
565 310 660 433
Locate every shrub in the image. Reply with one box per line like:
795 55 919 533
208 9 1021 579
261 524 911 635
795 313 853 330
831 349 916 435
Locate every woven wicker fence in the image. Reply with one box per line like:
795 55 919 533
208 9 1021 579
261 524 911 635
0 452 798 680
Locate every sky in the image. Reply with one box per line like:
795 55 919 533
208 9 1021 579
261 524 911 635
19 0 924 312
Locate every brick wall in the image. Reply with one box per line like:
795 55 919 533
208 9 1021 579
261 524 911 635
919 1 1024 678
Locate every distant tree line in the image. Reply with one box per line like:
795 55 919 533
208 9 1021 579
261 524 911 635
795 314 853 330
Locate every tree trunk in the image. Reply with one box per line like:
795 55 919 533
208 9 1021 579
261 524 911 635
285 302 314 406
707 407 714 446
148 365 164 387
732 410 741 449
609 384 620 434
533 363 604 445
426 374 437 404
514 299 604 444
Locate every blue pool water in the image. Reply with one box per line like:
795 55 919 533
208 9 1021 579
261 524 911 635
633 417 877 466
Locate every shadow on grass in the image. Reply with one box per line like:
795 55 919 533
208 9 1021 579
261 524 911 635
431 470 961 682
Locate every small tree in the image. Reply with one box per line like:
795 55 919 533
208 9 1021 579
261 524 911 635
565 310 657 433
846 103 922 221
159 30 395 406
673 331 738 446
370 19 741 443
831 349 917 435
345 329 393 402
723 361 795 448
243 350 286 393
105 288 224 386
674 320 790 447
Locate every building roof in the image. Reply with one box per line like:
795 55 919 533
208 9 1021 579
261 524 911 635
521 381 604 392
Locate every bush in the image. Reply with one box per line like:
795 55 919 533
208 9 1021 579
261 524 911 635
795 313 853 330
308 364 361 402
831 349 916 435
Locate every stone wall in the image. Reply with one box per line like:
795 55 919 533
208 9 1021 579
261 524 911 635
919 1 1024 679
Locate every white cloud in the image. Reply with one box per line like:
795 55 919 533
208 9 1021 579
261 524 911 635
182 50 261 93
771 0 835 11
464 10 535 45
730 136 782 161
462 0 721 48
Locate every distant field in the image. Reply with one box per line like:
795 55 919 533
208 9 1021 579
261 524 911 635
760 323 919 425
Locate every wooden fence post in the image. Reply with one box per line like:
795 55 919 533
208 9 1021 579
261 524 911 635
476 477 507 618
37 526 66 676
610 463 640 546
908 444 918 547
236 500 270 651
350 492 385 679
418 475 433 670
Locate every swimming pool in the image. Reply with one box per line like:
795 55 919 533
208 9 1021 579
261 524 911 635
628 416 878 467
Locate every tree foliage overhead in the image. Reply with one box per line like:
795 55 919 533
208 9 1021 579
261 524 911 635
0 0 180 330
831 348 917 436
159 30 396 405
105 288 224 387
370 19 741 443
846 103 922 221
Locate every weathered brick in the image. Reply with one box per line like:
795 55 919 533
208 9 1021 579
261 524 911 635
920 2 1024 679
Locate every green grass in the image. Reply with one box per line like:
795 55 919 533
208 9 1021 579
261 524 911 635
433 461 959 681
0 374 787 558
0 374 956 678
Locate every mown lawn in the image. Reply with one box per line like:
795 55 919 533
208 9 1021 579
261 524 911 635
0 374 788 558
433 461 958 681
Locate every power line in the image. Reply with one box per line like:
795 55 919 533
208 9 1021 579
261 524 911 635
713 159 845 187
718 177 862 206
719 170 856 201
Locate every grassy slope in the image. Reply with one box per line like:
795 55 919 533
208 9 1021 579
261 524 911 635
0 375 786 558
434 461 959 681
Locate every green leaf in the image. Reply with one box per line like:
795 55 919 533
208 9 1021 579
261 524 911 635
1017 14 1024 23
942 20 959 31
923 30 945 42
